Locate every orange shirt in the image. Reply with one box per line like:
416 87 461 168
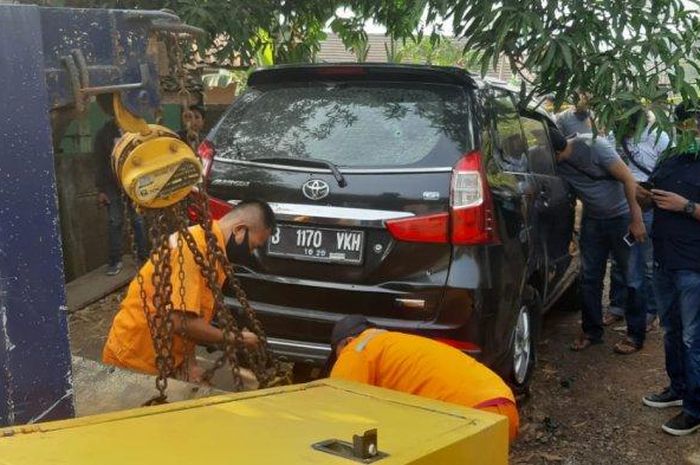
331 329 515 409
102 223 226 375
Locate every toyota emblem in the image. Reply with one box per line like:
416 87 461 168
302 179 330 201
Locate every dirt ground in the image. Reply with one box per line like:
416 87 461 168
68 289 698 465
511 308 698 465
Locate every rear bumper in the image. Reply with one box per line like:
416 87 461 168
267 337 331 364
226 295 481 365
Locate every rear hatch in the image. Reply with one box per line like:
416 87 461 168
205 65 475 337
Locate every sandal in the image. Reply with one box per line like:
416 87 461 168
646 316 660 333
603 312 624 326
570 334 602 351
613 338 642 355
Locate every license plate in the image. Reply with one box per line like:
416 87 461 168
267 225 365 265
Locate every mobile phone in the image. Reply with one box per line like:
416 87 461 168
638 181 654 191
623 232 636 247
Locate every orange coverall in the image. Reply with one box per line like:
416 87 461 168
331 329 519 442
103 223 225 375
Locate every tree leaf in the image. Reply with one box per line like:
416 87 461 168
559 41 573 70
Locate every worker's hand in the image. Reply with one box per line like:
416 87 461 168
636 184 652 205
97 192 110 207
186 362 210 386
629 218 647 243
241 330 260 348
652 189 688 212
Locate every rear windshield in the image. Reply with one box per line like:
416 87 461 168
212 82 472 168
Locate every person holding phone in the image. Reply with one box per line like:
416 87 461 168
606 109 671 331
639 102 700 436
549 127 647 355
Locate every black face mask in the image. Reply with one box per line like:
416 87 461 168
226 229 251 265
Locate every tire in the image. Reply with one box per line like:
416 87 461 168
508 287 541 396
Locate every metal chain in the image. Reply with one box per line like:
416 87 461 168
190 192 289 388
120 193 169 404
175 211 195 383
175 203 246 390
145 210 177 404
164 33 200 150
164 29 285 388
112 31 290 402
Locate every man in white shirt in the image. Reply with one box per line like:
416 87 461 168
606 110 670 330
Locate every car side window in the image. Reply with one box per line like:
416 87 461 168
492 92 528 172
520 116 556 175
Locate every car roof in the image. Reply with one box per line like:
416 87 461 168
248 63 483 88
247 63 552 120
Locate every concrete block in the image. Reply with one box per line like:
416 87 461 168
72 356 223 417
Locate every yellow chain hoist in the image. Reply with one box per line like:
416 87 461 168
106 33 289 404
111 94 202 209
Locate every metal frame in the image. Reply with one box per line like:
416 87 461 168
0 3 200 427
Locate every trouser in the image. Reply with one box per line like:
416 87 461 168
580 214 646 346
609 210 657 321
107 189 148 265
654 265 700 419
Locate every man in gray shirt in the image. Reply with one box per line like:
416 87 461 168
555 92 594 136
550 128 647 354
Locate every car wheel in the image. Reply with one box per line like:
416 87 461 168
509 288 541 395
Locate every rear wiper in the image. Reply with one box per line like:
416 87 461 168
250 157 347 187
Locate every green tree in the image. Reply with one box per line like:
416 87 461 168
33 0 337 65
399 36 478 67
350 0 700 138
34 0 700 138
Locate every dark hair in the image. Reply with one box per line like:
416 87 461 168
237 199 276 230
548 127 568 152
321 315 375 376
675 102 700 122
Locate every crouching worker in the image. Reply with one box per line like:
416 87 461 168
326 315 519 442
102 200 275 383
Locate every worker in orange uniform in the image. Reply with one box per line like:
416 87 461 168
327 315 519 442
103 200 275 383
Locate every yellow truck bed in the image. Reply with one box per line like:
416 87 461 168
0 379 508 465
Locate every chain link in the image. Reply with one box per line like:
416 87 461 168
164 33 201 150
114 31 290 403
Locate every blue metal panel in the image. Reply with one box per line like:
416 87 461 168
0 4 75 426
0 4 200 427
40 7 161 118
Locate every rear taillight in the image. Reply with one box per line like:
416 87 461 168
385 212 449 243
385 151 498 245
187 195 232 222
450 151 499 245
209 196 233 220
197 139 215 177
